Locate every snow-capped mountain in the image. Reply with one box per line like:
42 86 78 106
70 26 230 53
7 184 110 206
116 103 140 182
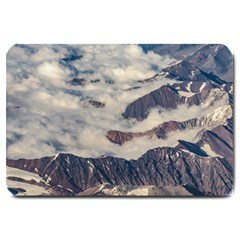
6 44 233 196
7 145 232 196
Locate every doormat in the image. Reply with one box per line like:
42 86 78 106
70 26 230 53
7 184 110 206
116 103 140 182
6 44 233 197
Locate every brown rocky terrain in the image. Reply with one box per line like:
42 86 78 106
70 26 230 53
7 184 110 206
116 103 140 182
108 104 232 145
142 44 233 82
7 145 233 196
6 44 233 197
122 79 230 121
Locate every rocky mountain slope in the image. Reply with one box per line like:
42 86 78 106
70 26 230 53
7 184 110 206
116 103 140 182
6 44 233 196
142 44 233 82
7 146 232 196
107 104 232 145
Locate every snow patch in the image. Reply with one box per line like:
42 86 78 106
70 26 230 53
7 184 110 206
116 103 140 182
199 82 206 92
46 177 52 183
65 157 70 164
186 82 192 92
178 91 195 97
180 149 195 156
201 88 227 107
53 153 60 160
202 144 217 157
160 72 169 77
7 179 50 196
87 160 94 168
127 187 149 196
214 45 220 52
205 105 232 124
7 167 43 183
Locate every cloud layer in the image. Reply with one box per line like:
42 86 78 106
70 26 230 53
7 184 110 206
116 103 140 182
6 44 229 160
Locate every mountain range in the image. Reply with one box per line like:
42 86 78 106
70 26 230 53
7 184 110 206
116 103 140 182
6 44 233 196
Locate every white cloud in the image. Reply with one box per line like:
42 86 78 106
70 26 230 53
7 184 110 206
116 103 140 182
37 61 69 82
6 44 230 160
32 46 66 62
72 44 173 83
